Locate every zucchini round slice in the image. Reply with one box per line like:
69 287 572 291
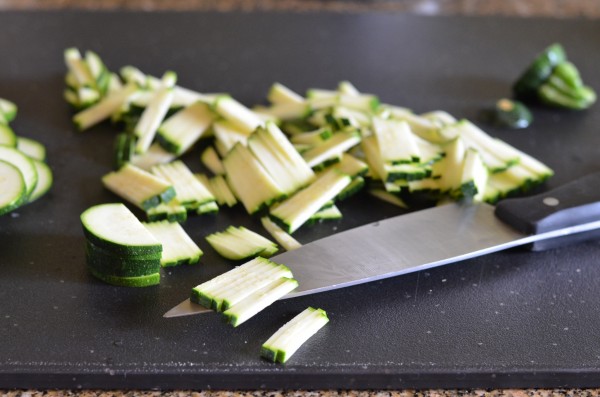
513 43 566 99
27 159 53 203
80 203 162 256
0 124 17 147
0 160 26 216
88 266 160 287
16 137 47 162
0 145 38 198
85 244 161 278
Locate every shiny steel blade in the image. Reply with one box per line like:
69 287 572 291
164 202 600 317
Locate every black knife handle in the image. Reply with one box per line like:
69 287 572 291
495 171 600 251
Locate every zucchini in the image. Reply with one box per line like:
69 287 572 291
460 149 488 202
309 204 342 223
208 175 237 207
0 145 38 198
27 159 53 203
336 176 365 201
134 72 177 153
102 163 175 210
214 96 263 135
0 98 17 122
438 137 466 194
368 189 408 208
64 48 96 90
203 260 292 312
16 137 46 161
261 307 329 363
151 161 215 209
88 267 160 288
260 216 302 252
212 119 251 156
270 170 352 234
206 226 278 261
481 99 533 129
290 128 333 146
0 160 26 216
327 154 368 177
337 81 360 96
146 199 188 223
80 203 162 256
113 133 136 170
191 257 287 309
223 143 285 214
222 277 298 327
196 200 219 215
85 50 110 96
143 220 203 267
73 83 137 131
130 142 177 171
157 101 214 155
0 124 17 147
248 122 315 195
396 112 458 144
513 43 566 99
254 102 310 122
372 117 420 164
268 83 305 105
85 241 161 278
200 145 225 175
301 130 361 168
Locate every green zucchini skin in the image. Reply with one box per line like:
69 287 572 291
88 266 160 287
85 241 162 277
481 99 533 129
80 203 163 256
513 44 596 110
513 43 566 99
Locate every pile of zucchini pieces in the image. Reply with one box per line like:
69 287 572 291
0 98 52 216
66 47 555 274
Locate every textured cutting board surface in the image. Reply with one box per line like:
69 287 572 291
1 11 600 390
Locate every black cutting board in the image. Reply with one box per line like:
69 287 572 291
1 11 600 390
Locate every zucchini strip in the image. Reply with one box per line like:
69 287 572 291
222 277 298 327
143 220 203 267
134 72 177 153
270 170 352 234
73 83 137 131
261 307 329 363
102 163 175 210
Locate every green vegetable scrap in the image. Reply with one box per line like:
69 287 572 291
513 43 596 110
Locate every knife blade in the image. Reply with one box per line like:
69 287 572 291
164 171 600 318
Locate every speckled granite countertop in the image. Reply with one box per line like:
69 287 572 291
0 1 599 396
0 0 598 17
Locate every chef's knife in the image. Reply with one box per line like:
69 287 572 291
164 171 600 318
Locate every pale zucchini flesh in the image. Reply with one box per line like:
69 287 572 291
0 145 38 198
261 307 329 363
0 160 26 216
222 277 298 327
80 203 162 255
143 220 203 267
102 163 175 210
270 170 352 234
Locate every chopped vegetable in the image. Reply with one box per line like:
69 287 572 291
261 307 329 363
143 220 203 266
206 226 278 261
190 257 297 316
513 43 596 110
480 98 533 129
